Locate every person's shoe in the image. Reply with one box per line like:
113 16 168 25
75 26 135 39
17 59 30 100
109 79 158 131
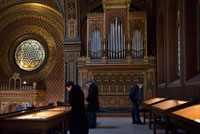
137 121 144 125
132 120 137 124
91 124 96 128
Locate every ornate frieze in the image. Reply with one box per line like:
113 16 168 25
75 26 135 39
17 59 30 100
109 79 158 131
64 45 81 52
0 89 46 113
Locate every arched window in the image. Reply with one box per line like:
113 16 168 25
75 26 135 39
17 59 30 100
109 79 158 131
10 79 15 89
131 27 144 59
90 28 102 59
107 17 126 59
176 0 181 78
16 79 21 89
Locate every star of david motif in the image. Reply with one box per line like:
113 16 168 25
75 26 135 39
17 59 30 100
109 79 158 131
15 40 45 71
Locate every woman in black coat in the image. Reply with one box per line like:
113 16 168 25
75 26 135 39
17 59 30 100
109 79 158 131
67 82 88 134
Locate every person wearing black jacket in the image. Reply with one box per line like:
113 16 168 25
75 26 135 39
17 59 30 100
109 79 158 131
66 81 88 134
129 82 143 124
85 81 99 128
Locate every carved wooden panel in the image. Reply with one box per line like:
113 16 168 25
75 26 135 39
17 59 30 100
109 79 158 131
87 13 104 57
130 12 147 38
105 9 127 36
87 14 104 37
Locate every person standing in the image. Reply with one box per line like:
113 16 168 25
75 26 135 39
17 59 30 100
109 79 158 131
66 81 88 134
129 82 144 124
82 82 89 105
85 80 99 128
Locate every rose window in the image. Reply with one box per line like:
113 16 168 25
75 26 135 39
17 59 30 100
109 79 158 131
15 39 45 71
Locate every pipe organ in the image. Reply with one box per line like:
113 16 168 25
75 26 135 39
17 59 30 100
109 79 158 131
78 0 156 109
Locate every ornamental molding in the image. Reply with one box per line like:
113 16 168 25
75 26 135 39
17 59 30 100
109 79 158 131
64 45 81 52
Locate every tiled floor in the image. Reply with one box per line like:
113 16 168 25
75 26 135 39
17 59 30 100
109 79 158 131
89 117 165 134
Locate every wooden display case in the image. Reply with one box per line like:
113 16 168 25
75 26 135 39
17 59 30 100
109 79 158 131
170 104 200 134
143 97 167 106
151 99 194 134
0 105 55 119
142 97 167 128
0 106 71 134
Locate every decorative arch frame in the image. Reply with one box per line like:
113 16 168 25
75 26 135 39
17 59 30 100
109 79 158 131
0 2 64 83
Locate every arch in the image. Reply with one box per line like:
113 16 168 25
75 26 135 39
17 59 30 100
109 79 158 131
131 0 151 11
0 0 61 14
157 9 165 85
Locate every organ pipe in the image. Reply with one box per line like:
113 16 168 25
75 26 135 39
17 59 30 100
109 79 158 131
107 17 126 59
131 29 144 59
90 28 102 59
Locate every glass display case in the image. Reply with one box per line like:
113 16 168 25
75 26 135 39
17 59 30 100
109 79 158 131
170 104 200 134
142 97 167 128
0 106 71 134
151 99 193 134
12 110 65 119
152 100 188 110
172 104 200 122
143 97 167 105
48 106 71 111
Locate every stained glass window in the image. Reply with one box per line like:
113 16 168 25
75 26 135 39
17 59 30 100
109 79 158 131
15 39 45 71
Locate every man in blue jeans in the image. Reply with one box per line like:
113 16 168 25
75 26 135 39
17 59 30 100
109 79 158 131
129 82 144 124
86 81 99 128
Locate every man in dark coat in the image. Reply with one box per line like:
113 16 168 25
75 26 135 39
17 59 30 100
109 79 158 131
129 82 143 124
86 81 99 128
66 81 88 134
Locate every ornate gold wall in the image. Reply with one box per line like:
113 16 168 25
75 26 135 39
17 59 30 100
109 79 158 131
0 0 64 113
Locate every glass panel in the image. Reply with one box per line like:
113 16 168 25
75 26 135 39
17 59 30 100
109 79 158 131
152 99 188 110
143 97 166 105
176 4 181 77
173 104 200 122
13 111 65 119
15 39 45 71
